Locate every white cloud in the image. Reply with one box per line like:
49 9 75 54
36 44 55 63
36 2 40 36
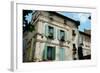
76 13 90 23
70 13 90 23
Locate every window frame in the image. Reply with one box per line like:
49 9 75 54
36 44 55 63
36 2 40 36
59 30 65 41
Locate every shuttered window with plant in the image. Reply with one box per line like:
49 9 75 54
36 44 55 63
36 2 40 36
44 23 55 40
57 29 67 42
48 26 54 39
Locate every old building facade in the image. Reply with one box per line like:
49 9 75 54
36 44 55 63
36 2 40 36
23 11 91 62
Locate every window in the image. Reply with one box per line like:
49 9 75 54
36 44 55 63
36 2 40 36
73 44 77 52
72 30 76 36
45 23 56 40
48 26 54 39
47 46 55 60
60 30 65 41
49 13 53 20
64 19 67 25
72 44 77 60
57 29 67 42
43 45 55 61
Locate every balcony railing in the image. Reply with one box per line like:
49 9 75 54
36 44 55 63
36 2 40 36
59 36 65 42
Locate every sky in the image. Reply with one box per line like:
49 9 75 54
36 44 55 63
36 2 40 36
58 12 91 31
25 11 91 32
25 13 33 24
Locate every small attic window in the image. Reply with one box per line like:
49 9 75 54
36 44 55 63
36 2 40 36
64 19 67 25
49 13 53 20
72 29 76 36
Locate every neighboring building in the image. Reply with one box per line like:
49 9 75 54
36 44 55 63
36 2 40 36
84 29 91 35
23 11 91 62
78 30 91 60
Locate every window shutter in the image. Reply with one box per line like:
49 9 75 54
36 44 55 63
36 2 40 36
60 48 65 61
45 23 48 37
62 48 65 60
52 48 55 60
43 43 47 60
54 28 56 39
57 29 60 40
45 44 47 60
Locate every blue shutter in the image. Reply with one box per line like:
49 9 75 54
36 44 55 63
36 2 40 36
43 43 47 60
60 48 65 61
54 27 56 39
45 23 48 37
52 47 56 60
57 29 60 40
44 44 47 60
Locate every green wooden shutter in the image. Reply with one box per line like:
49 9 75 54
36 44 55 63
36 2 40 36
45 23 48 37
52 47 56 60
54 27 56 39
57 29 60 40
43 43 47 60
60 48 65 61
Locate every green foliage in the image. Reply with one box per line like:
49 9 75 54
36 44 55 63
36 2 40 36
28 22 35 32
